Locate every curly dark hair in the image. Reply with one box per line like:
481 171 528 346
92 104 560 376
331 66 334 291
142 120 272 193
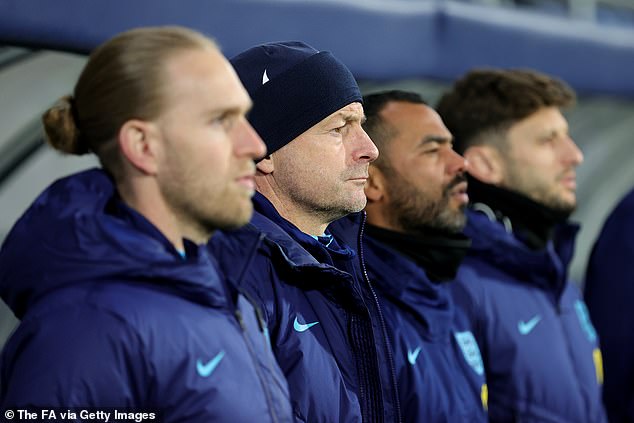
436 68 575 154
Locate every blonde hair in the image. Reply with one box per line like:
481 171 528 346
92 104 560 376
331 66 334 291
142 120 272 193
42 26 216 173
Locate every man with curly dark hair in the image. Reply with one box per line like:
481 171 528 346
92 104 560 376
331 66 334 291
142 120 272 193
437 69 607 422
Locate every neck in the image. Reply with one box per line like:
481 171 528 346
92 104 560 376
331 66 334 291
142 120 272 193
255 178 330 236
365 203 401 233
117 177 205 251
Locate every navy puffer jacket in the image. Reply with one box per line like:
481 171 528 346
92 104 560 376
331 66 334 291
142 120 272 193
208 193 401 423
451 208 606 423
361 231 488 422
0 169 292 423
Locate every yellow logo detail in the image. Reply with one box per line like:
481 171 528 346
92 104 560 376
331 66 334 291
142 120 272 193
481 383 488 411
593 348 604 385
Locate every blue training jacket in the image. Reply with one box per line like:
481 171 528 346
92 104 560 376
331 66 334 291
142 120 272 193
585 187 634 423
208 193 401 423
451 208 606 423
361 232 488 422
330 219 487 423
0 169 292 423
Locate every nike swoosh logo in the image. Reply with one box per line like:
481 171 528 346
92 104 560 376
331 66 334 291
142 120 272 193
262 69 269 85
407 346 422 365
518 315 541 335
293 316 319 333
196 351 225 377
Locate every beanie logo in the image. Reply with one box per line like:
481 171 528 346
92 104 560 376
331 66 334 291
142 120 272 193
262 69 270 85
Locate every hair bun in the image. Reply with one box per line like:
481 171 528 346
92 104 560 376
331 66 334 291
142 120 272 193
42 95 90 155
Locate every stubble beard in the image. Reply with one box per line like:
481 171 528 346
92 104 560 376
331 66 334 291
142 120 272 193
505 167 577 218
387 173 468 236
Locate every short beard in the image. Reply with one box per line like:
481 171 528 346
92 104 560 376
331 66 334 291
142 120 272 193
384 169 468 236
503 166 576 218
499 148 577 219
537 193 576 219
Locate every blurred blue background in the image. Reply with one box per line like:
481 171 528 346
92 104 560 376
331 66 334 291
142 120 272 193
1 0 633 348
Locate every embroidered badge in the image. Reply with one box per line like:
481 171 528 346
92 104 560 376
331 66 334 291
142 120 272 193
454 330 484 376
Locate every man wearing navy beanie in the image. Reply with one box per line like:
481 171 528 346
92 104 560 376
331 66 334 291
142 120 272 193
209 41 401 423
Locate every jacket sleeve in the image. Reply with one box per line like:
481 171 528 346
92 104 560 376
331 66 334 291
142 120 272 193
1 306 148 410
584 190 634 423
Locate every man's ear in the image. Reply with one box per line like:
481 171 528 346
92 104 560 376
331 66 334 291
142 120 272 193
365 165 387 203
118 120 161 175
463 145 505 185
255 155 274 175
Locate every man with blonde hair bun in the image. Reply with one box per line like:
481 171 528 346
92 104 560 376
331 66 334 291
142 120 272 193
0 26 292 422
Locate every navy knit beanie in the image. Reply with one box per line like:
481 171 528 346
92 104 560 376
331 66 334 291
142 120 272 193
230 41 362 155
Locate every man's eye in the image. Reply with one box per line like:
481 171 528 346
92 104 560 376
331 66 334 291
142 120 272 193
212 114 236 130
330 125 346 135
539 136 556 144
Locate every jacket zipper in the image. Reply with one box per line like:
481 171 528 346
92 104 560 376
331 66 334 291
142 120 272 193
230 233 285 423
358 213 403 423
234 308 280 423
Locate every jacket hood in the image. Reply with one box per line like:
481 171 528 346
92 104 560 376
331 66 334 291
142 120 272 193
464 208 580 290
0 168 228 319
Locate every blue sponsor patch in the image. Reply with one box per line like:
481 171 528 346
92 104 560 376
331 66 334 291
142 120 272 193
574 300 597 343
454 331 484 376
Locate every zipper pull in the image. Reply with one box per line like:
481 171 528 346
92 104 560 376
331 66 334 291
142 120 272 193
254 306 266 332
235 309 246 331
254 306 272 348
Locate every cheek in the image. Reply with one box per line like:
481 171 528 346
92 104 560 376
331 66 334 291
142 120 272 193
292 156 330 180
400 170 437 199
507 155 544 178
516 147 557 168
195 144 234 180
409 166 442 190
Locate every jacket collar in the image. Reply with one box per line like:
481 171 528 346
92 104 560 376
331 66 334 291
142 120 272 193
363 233 453 340
464 207 580 292
252 192 357 265
212 193 368 310
0 168 229 319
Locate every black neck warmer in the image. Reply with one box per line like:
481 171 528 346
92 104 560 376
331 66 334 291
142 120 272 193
467 176 571 250
366 224 471 282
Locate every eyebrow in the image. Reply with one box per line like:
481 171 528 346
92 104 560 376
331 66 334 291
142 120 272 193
540 128 568 138
420 134 452 145
330 111 366 125
210 104 250 118
215 96 253 115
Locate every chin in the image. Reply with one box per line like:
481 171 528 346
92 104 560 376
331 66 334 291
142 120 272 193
215 207 253 230
349 196 368 213
545 199 576 216
216 217 250 231
233 208 254 227
559 192 577 210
